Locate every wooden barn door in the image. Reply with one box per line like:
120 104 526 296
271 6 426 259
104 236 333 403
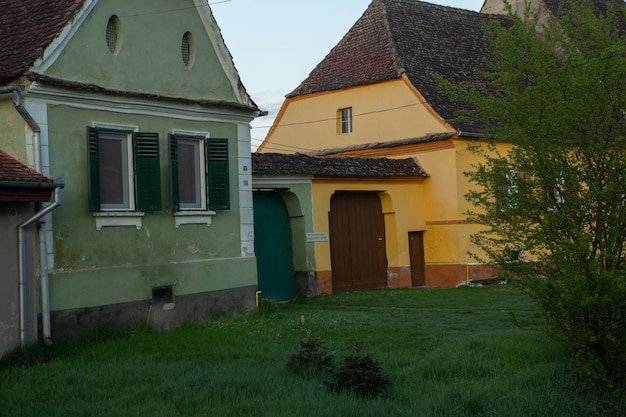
329 192 387 292
253 191 293 301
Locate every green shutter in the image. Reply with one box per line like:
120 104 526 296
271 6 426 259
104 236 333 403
86 126 101 211
134 132 161 211
206 138 230 210
169 134 180 211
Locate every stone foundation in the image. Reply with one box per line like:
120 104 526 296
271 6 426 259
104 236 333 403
50 285 257 339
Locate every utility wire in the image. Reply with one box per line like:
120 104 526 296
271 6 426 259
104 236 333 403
251 102 427 130
119 0 232 18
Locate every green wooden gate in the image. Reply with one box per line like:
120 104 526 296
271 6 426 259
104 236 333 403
253 191 293 301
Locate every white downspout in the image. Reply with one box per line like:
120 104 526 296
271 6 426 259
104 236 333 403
18 186 62 346
3 85 60 346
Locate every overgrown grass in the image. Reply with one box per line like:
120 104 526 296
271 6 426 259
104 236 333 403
1 286 624 416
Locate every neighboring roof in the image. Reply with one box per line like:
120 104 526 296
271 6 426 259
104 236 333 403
0 150 59 202
483 0 626 31
309 132 455 156
0 150 53 184
544 0 626 31
287 0 506 132
252 153 429 177
0 0 85 83
0 0 259 111
533 0 625 18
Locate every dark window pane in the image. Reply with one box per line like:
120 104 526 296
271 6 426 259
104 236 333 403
177 140 201 208
99 136 125 205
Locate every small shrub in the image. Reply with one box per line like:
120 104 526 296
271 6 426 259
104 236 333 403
328 342 390 398
258 298 279 318
286 334 336 377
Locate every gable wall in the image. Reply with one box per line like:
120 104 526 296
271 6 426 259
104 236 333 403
261 79 451 154
42 0 239 103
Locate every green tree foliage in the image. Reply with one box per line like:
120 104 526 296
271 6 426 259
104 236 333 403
442 0 626 386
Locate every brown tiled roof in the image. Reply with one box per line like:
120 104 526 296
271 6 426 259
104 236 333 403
544 0 626 31
287 0 506 132
0 0 86 83
544 0 625 16
309 132 454 156
0 150 53 183
0 0 260 111
252 152 429 177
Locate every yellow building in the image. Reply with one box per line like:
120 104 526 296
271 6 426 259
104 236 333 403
254 0 626 294
253 152 428 297
255 0 508 292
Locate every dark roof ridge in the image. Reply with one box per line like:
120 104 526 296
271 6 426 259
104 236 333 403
252 152 429 177
380 0 408 78
307 131 455 156
287 0 405 98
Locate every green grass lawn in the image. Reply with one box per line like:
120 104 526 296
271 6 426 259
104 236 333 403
1 286 624 417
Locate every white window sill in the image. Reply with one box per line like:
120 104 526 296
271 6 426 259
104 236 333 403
173 210 216 228
93 211 145 230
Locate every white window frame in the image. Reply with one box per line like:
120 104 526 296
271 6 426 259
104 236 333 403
339 107 353 134
172 130 215 227
176 136 206 210
91 123 143 230
93 123 138 212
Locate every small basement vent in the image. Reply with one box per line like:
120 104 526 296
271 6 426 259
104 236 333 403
152 285 174 304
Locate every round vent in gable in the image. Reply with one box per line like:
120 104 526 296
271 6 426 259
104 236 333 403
181 31 196 69
106 15 122 54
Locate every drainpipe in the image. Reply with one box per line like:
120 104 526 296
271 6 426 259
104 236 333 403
18 184 63 347
1 85 58 346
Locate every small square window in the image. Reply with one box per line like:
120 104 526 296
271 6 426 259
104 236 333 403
339 107 353 134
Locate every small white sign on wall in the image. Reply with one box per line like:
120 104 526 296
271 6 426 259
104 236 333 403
307 232 329 243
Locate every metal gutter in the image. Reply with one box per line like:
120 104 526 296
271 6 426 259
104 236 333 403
0 180 63 189
18 182 63 346
457 130 492 138
0 85 40 132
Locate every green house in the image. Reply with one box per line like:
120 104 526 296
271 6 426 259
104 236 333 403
0 0 262 354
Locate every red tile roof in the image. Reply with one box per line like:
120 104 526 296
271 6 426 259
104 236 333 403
287 0 504 132
0 149 53 183
0 0 85 83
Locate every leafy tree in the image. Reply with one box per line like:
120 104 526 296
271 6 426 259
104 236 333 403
442 0 626 386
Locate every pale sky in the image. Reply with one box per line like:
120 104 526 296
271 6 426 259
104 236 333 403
210 0 485 147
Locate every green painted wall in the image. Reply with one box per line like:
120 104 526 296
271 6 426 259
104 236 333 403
280 184 316 271
47 104 254 310
50 257 257 310
45 0 238 102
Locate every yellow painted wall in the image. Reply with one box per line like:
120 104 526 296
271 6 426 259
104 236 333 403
258 76 522 286
310 177 426 272
260 76 452 154
0 99 28 162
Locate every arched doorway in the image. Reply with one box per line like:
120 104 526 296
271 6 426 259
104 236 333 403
253 191 293 301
